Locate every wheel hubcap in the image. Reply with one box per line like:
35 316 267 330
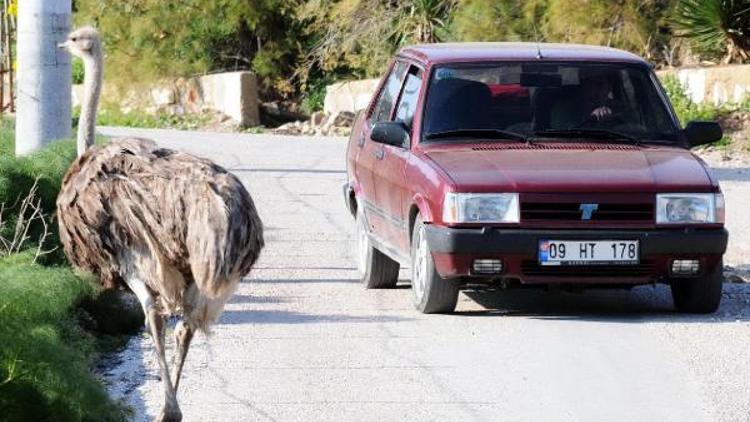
412 225 428 301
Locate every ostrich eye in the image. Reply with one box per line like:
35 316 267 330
71 37 77 41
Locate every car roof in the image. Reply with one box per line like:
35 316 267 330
398 42 648 66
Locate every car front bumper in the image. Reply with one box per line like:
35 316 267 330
425 226 728 284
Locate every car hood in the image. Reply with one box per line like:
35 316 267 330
421 142 716 193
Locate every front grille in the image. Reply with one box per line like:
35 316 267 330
521 260 655 277
521 202 653 222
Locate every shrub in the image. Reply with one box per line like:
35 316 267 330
0 251 129 421
300 75 335 114
661 75 723 125
0 121 77 264
0 122 139 420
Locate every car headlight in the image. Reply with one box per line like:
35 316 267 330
442 193 519 223
656 193 724 224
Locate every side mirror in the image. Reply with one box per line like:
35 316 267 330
684 121 723 148
371 122 409 147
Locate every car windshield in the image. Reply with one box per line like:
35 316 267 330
422 62 679 143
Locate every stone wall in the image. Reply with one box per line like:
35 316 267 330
323 78 380 115
73 71 260 126
657 64 750 105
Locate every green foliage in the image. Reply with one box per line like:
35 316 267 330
298 0 456 80
449 0 544 42
97 108 211 131
0 252 129 421
75 0 304 97
662 75 723 124
660 75 742 149
0 121 140 420
72 57 85 85
0 120 77 264
300 75 335 114
71 0 747 107
672 0 750 63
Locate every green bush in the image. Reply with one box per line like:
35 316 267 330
0 122 139 420
73 105 212 130
300 76 335 114
0 121 77 264
0 251 129 421
661 75 723 125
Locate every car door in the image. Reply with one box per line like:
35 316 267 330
356 60 408 243
375 64 424 254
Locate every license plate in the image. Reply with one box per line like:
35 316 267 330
539 240 639 266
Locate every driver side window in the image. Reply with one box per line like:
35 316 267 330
394 66 423 131
370 61 408 123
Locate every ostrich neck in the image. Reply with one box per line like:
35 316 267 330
77 53 103 156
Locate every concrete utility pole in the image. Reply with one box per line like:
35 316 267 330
15 0 71 156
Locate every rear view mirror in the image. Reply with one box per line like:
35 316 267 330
684 121 722 148
371 122 409 147
520 73 562 88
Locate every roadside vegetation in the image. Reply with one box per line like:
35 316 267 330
73 0 749 110
663 75 750 151
73 105 213 131
0 119 141 421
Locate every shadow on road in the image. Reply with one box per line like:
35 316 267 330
246 277 359 284
461 283 750 323
229 167 346 175
218 309 410 325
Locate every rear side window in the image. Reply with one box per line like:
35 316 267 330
370 61 408 122
394 67 423 130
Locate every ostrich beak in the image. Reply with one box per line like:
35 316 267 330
57 41 69 50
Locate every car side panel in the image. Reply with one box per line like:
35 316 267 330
375 144 410 251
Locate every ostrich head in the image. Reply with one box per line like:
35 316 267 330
58 26 102 60
59 26 104 157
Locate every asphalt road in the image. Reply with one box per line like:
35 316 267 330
100 127 750 422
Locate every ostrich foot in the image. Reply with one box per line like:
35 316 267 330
156 401 182 422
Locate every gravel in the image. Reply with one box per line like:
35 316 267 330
97 127 750 422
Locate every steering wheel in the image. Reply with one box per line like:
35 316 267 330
575 111 626 129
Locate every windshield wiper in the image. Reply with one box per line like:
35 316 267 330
425 128 528 143
533 128 638 143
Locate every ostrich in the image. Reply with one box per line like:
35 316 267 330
57 27 264 421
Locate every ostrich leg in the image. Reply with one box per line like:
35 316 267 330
125 277 182 422
170 320 194 391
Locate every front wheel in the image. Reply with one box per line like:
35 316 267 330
356 207 399 288
670 260 723 314
411 217 459 313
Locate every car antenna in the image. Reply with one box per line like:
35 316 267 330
533 24 544 59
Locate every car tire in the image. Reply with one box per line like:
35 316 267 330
670 260 723 314
356 206 399 289
410 216 459 314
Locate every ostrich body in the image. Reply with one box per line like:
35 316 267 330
57 27 264 421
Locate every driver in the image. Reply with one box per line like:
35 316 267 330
582 74 614 121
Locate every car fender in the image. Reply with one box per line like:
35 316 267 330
411 194 434 223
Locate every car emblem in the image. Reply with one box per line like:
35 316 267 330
579 203 599 220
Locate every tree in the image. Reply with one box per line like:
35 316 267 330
672 0 750 63
297 0 456 81
75 0 305 98
448 0 546 42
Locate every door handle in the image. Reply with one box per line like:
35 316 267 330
374 149 384 160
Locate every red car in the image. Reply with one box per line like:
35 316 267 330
344 43 727 314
